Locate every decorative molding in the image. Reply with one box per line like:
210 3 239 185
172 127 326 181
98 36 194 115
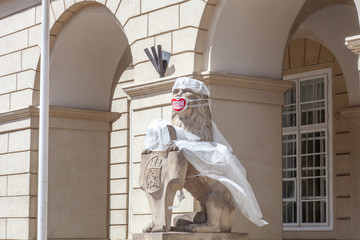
197 71 294 93
0 106 121 124
122 75 182 98
345 35 360 55
123 71 294 98
283 62 334 76
0 106 39 124
49 106 121 122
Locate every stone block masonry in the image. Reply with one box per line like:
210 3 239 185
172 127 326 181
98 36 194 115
0 0 216 239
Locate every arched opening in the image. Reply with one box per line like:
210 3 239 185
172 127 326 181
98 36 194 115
202 0 358 103
50 4 130 111
288 2 359 106
207 0 305 79
39 3 132 239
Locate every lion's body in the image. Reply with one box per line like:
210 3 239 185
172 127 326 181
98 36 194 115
171 89 235 233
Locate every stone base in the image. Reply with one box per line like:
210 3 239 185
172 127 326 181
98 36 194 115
133 232 248 240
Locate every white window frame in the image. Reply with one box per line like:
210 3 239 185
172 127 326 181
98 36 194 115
283 68 333 231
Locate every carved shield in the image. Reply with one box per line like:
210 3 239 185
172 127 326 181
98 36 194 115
145 155 163 193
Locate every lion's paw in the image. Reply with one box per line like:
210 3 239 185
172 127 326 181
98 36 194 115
142 223 153 233
168 143 179 152
141 149 152 155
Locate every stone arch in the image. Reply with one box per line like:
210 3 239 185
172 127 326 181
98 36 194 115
32 1 130 110
196 0 359 104
285 0 359 106
353 0 360 25
285 0 355 45
198 0 306 79
32 0 141 107
194 0 223 72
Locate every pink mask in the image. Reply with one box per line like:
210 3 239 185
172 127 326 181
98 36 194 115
171 97 208 113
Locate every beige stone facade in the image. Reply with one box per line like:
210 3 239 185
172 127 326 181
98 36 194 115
0 0 360 240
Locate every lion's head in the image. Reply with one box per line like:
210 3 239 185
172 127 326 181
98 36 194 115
171 87 213 142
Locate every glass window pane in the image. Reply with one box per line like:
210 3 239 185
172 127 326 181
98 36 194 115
300 131 327 224
300 78 325 102
283 180 296 199
282 134 298 224
283 86 297 127
300 80 313 102
302 201 314 223
302 201 326 223
301 101 325 125
299 77 326 126
283 201 297 224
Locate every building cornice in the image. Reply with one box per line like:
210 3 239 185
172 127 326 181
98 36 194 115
123 71 294 98
0 106 38 124
345 35 360 55
122 75 180 98
197 71 294 92
0 106 121 124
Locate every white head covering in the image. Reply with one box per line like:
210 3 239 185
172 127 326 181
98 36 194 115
172 77 210 96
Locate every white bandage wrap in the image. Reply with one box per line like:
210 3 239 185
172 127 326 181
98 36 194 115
172 77 210 96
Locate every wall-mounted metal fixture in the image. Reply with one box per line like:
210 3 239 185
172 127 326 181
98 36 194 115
144 45 171 78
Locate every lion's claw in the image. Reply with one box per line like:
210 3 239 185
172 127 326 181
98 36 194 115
141 149 152 155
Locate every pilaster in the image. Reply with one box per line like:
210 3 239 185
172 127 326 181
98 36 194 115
345 35 360 106
342 106 360 239
0 106 120 240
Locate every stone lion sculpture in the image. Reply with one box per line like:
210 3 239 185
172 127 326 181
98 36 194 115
170 84 235 232
140 77 267 233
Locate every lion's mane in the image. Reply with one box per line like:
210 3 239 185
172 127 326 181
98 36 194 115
171 91 213 142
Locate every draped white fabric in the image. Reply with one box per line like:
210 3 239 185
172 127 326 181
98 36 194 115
172 77 210 96
144 119 268 227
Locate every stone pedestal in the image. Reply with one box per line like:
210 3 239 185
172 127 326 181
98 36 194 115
133 232 248 240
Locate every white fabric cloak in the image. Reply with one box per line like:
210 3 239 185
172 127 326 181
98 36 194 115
144 119 268 227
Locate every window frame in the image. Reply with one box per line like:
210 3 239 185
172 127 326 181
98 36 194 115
282 68 333 231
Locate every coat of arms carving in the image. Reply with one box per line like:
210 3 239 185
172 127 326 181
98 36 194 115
145 155 163 193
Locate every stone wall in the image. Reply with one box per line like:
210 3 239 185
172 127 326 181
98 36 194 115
0 4 42 231
0 110 38 240
0 0 214 239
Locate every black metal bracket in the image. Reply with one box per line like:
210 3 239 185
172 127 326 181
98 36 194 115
144 45 171 78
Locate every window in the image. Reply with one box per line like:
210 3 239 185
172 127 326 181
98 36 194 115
282 69 332 230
